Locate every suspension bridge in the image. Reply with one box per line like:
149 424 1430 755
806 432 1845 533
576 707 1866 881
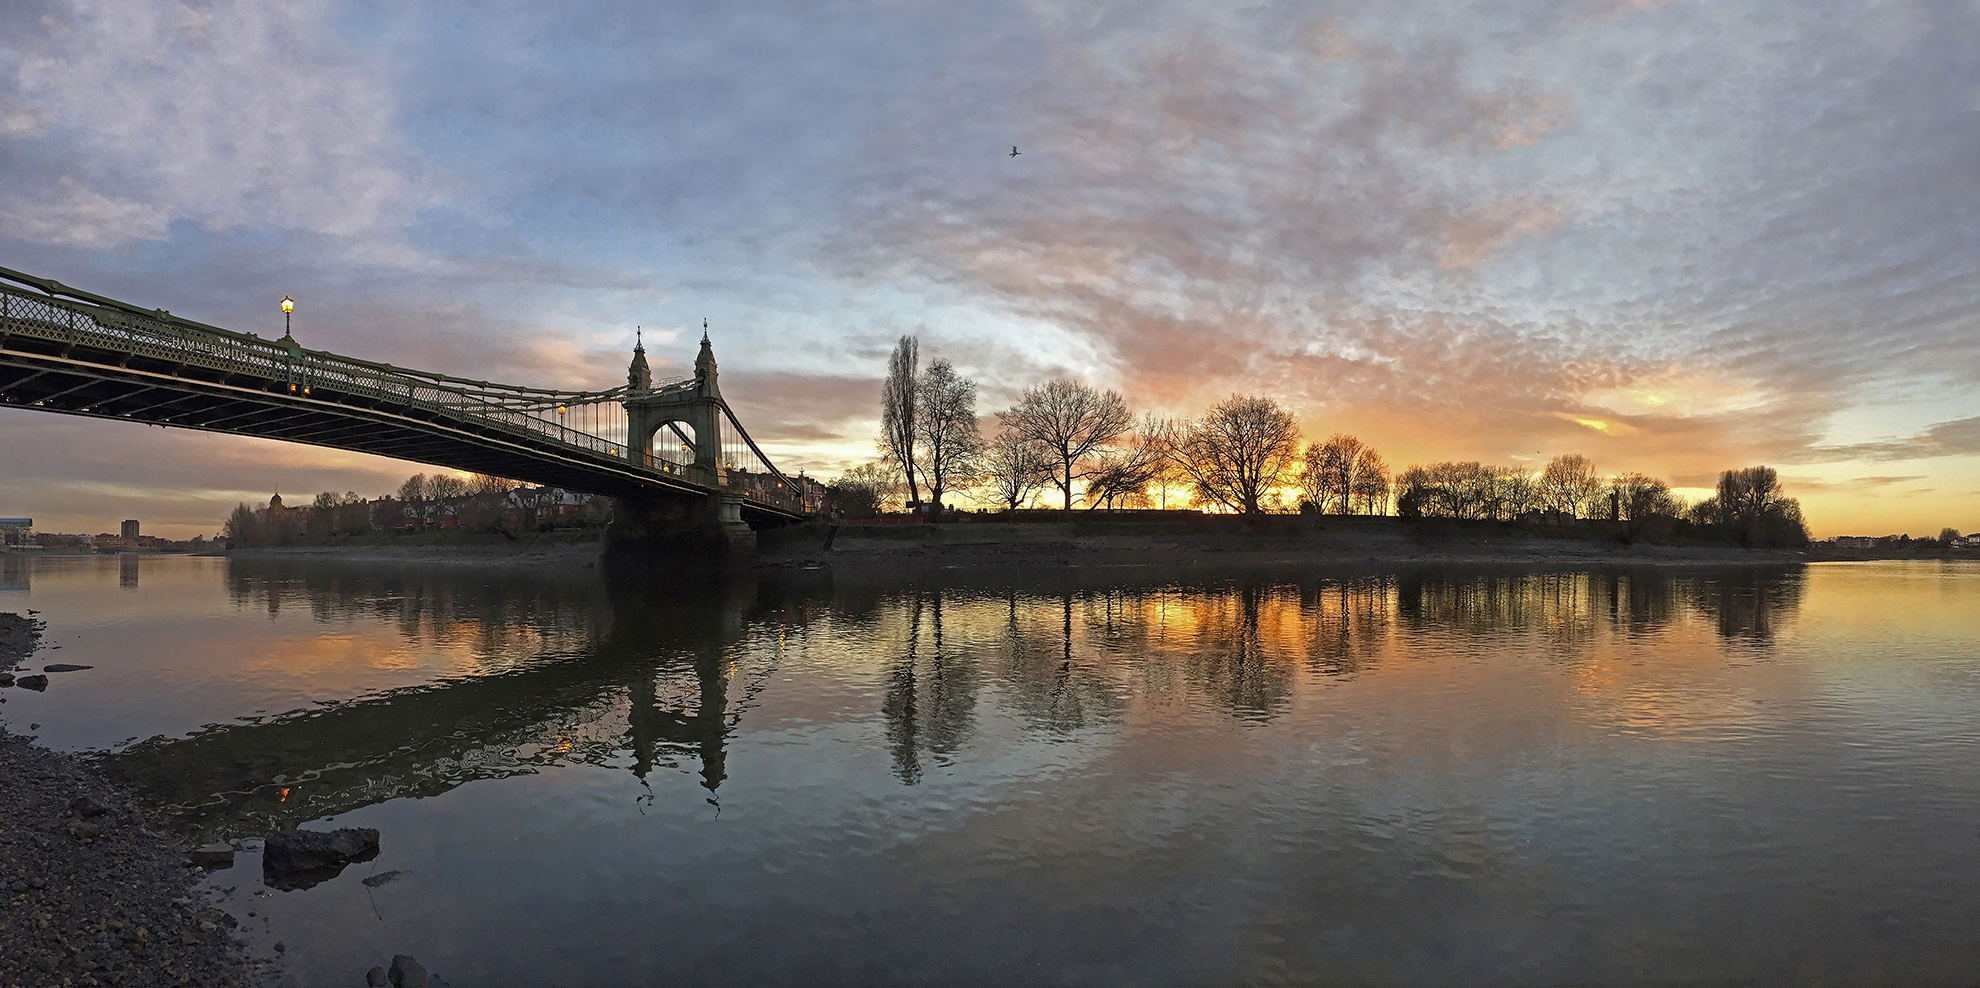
0 266 817 544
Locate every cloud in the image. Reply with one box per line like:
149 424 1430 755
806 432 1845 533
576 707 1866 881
802 0 1980 489
1802 417 1980 463
1 1 422 251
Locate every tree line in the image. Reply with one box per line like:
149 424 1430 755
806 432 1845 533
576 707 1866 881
222 472 608 546
836 334 1809 546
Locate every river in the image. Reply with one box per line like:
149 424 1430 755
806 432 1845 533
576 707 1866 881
2 553 1976 984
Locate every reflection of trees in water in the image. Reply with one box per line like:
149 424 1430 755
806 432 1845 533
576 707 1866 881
1395 570 1697 648
988 590 1130 741
1173 583 1296 722
1295 578 1394 677
1684 567 1805 642
225 559 611 673
1389 566 1805 645
881 590 981 785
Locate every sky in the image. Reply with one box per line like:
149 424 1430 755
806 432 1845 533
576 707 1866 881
4 0 1980 538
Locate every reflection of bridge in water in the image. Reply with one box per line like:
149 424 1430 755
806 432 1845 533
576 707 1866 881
94 563 1806 840
97 563 786 840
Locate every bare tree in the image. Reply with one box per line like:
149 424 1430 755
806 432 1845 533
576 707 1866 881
1320 434 1365 513
1395 461 1542 520
981 431 1053 511
425 474 468 501
467 473 513 496
879 335 923 509
997 379 1134 512
1610 473 1680 520
1084 415 1178 510
396 474 427 504
1539 454 1603 518
1176 395 1302 515
915 358 983 515
1714 465 1808 546
1299 434 1389 514
832 461 904 518
1351 449 1390 514
1296 443 1330 512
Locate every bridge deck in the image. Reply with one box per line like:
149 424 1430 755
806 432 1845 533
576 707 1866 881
0 271 809 520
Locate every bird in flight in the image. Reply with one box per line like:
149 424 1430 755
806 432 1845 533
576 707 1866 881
1010 146 1020 157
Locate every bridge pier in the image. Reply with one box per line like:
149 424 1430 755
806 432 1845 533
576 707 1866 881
604 492 756 568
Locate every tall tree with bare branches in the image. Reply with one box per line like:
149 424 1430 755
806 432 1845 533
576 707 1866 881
915 358 983 515
879 335 922 510
1351 449 1390 514
997 379 1133 512
1176 395 1302 515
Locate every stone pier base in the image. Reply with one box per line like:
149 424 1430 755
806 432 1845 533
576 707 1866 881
604 492 755 570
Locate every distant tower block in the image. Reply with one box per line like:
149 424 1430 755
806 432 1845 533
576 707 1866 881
121 519 140 540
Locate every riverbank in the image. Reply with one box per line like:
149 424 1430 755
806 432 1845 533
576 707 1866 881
758 518 1808 572
1 614 263 988
227 531 603 570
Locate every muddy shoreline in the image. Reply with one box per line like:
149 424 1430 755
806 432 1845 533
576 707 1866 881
756 520 1810 572
1 614 264 988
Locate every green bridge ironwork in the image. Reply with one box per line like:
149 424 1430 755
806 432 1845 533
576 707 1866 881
0 266 811 519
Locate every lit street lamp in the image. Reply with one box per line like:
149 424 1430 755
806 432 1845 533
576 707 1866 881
280 296 294 340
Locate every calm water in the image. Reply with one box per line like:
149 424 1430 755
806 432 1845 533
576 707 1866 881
3 553 1978 985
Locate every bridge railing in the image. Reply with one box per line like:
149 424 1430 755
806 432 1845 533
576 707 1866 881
0 280 814 515
0 282 632 455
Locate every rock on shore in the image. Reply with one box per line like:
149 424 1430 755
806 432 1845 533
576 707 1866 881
263 827 381 891
0 611 43 673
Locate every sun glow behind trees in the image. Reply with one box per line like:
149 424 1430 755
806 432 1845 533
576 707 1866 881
837 336 1807 544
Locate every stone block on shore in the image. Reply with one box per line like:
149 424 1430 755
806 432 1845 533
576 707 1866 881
390 953 431 987
262 827 380 890
187 843 236 868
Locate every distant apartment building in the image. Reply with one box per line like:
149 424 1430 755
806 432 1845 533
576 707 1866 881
121 519 140 539
0 518 31 547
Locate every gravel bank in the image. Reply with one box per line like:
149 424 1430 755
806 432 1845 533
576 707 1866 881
1 613 266 988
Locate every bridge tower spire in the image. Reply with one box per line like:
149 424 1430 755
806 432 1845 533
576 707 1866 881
627 326 650 395
694 319 717 397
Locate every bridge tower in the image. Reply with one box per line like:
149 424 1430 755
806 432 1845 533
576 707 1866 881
622 327 724 476
611 327 754 559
